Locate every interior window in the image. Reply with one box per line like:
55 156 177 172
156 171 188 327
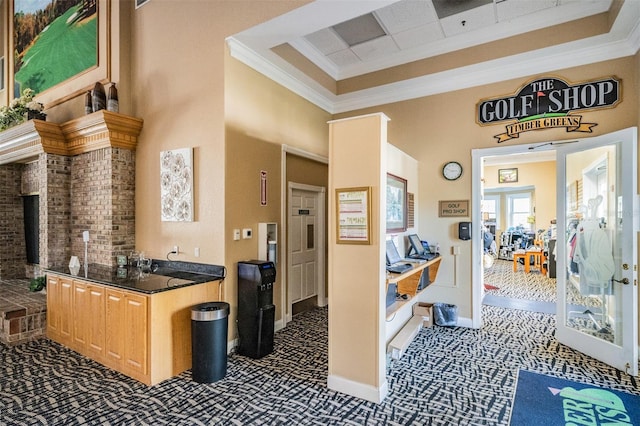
507 193 532 231
481 196 499 222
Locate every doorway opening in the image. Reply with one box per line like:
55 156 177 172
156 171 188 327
287 183 326 321
478 148 557 315
471 141 557 328
22 194 40 265
280 146 329 328
473 128 638 375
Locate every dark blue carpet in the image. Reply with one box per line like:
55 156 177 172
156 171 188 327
510 370 640 425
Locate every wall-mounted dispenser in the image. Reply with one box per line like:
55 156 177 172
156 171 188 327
458 222 471 241
258 222 277 263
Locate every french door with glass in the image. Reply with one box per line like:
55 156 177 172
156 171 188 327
555 127 637 375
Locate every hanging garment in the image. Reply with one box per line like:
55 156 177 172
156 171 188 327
567 230 579 274
573 220 615 294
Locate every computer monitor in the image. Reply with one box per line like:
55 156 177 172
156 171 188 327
407 234 428 256
385 240 403 265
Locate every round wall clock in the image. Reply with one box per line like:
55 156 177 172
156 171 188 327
442 161 463 181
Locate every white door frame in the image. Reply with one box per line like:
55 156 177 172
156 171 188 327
280 145 328 327
472 129 638 374
471 141 556 328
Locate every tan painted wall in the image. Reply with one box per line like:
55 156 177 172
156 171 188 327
484 160 557 235
225 129 281 318
335 56 638 319
225 48 330 327
328 113 388 401
0 1 5 106
126 1 316 330
123 0 317 345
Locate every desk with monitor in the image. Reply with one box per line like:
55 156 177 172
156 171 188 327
385 239 442 319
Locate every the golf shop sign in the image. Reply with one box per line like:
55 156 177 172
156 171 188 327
477 76 620 143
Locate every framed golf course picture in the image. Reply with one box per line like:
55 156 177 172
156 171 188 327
7 0 111 107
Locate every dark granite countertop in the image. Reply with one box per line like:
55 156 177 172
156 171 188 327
46 260 226 295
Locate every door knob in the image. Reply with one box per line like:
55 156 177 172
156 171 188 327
613 277 630 285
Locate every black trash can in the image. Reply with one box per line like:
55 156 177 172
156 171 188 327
191 302 229 383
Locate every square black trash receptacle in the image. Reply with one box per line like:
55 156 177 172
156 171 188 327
191 302 229 383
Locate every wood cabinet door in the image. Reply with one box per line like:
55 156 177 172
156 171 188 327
46 276 60 336
59 278 74 344
105 289 125 367
87 285 106 357
123 293 148 375
72 281 89 348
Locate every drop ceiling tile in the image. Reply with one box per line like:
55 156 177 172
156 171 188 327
327 48 361 67
392 22 444 50
432 0 493 19
497 0 558 21
351 35 400 61
440 4 496 37
375 0 438 34
305 28 349 55
333 13 387 46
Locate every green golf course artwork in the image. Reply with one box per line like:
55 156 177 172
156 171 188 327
13 0 97 98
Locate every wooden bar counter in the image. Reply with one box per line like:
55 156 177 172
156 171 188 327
45 262 225 385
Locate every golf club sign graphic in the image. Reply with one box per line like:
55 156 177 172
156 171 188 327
477 76 620 143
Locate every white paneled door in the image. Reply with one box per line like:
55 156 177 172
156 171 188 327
289 189 319 304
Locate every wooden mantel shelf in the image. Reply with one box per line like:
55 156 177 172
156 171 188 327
0 110 143 165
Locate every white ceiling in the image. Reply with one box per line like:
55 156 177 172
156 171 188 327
227 0 640 114
299 0 583 79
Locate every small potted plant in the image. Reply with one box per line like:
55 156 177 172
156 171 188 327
29 275 47 292
0 88 46 131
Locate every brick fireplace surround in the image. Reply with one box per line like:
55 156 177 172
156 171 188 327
0 111 143 345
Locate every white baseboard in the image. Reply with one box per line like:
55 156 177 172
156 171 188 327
455 316 475 328
275 318 284 332
327 374 388 403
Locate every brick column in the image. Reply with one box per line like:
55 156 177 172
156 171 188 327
71 148 135 267
41 154 72 269
0 164 27 278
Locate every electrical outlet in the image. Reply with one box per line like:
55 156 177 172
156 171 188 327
194 247 200 257
242 228 252 239
452 246 461 255
173 245 179 254
233 229 241 241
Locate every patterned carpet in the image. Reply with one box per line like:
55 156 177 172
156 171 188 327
2 305 639 425
483 259 601 308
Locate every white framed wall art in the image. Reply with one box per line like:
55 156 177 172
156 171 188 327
160 147 194 222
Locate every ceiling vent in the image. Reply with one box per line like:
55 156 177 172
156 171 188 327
332 13 387 47
432 0 493 19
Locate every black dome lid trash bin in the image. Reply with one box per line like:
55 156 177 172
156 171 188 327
191 302 229 383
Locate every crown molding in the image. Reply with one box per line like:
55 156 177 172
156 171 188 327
226 1 639 115
226 37 336 113
291 0 613 81
332 32 637 113
0 111 143 164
